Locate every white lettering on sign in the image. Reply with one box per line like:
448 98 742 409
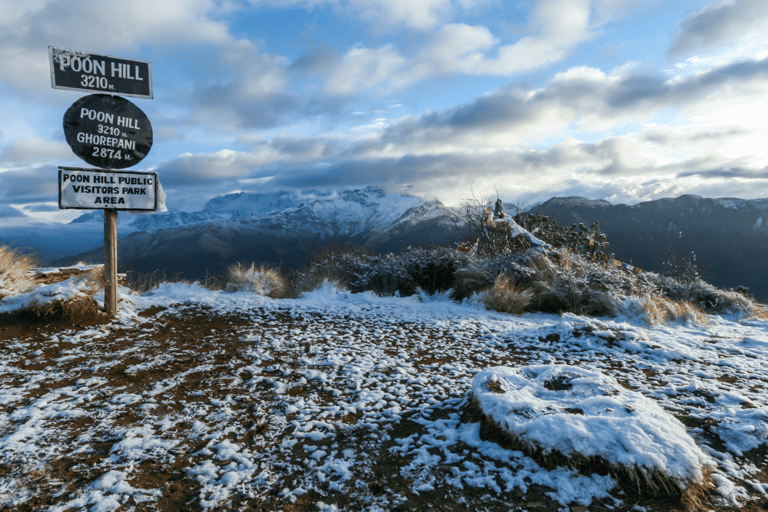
59 169 157 211
57 56 143 82
117 116 140 129
110 62 144 81
80 108 114 124
59 56 107 76
76 132 136 150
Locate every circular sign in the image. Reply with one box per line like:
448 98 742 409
63 94 152 169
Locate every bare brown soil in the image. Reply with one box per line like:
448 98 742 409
1 301 767 512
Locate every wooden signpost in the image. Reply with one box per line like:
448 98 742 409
50 47 155 317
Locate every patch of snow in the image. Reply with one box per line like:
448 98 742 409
472 365 712 487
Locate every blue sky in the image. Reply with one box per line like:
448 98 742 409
3 0 768 227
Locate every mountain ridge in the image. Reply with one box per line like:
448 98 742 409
59 186 465 276
61 189 768 299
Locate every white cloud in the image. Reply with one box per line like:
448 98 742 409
320 0 608 94
255 51 768 205
323 44 408 94
343 0 455 30
347 55 768 155
669 0 768 58
0 138 72 167
417 24 497 74
592 0 659 24
0 0 232 98
156 148 282 189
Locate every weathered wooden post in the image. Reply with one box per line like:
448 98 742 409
104 209 118 316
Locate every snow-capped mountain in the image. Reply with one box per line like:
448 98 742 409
69 186 455 235
60 186 465 275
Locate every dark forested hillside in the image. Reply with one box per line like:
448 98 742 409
527 195 768 299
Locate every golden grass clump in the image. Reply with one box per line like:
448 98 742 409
639 297 708 326
0 246 39 298
482 274 532 314
34 294 105 325
225 263 290 298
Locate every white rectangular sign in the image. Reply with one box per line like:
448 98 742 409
59 167 158 211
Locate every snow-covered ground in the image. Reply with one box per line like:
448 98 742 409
1 281 768 511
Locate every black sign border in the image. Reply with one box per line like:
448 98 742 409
49 46 154 99
58 167 159 212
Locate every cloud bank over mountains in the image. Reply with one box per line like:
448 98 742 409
2 0 768 225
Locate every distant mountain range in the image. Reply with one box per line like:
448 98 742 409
57 189 768 300
59 186 466 277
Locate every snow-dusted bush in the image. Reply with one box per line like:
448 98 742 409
0 245 39 298
515 212 612 261
526 252 618 317
460 199 612 261
299 239 763 321
299 247 468 297
225 263 289 298
658 276 760 316
473 365 715 508
295 269 349 294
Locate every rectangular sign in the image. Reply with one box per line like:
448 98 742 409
59 167 158 211
49 46 153 99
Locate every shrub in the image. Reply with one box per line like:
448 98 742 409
225 263 290 298
515 212 612 261
126 268 220 292
298 246 468 297
294 266 349 294
656 276 763 317
0 246 39 298
459 197 613 260
452 260 494 300
297 232 762 322
661 250 701 285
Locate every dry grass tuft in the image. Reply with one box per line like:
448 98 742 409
747 301 768 319
715 289 768 319
34 295 106 325
226 263 290 298
638 297 709 326
0 246 39 298
481 274 532 314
